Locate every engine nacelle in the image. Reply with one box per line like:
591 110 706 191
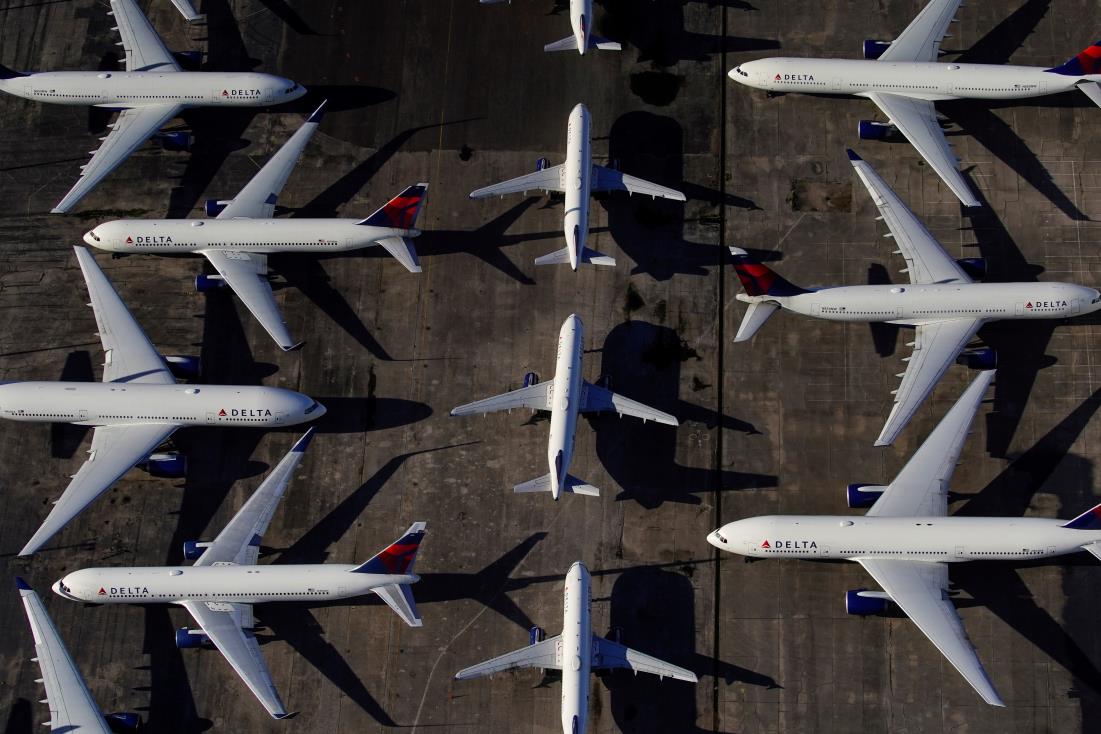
172 50 202 69
182 540 211 561
156 131 192 152
956 347 997 370
858 120 894 141
163 355 201 380
845 589 890 616
194 273 227 293
846 483 887 508
141 452 186 478
529 626 545 645
105 712 143 732
956 257 987 280
535 157 550 171
863 40 891 59
204 198 233 217
175 628 211 649
522 371 539 387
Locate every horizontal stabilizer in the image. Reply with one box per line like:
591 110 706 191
1082 543 1101 562
734 300 780 343
373 583 422 627
533 246 615 267
377 236 422 273
514 473 599 496
544 35 580 52
1078 81 1101 109
590 35 622 51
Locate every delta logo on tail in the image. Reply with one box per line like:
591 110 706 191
1047 41 1101 75
361 185 428 229
374 541 420 574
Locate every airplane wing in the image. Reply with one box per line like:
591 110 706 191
179 600 292 719
867 370 993 517
73 247 175 384
52 104 184 214
876 318 983 447
469 165 564 198
846 150 971 285
856 558 1005 706
16 579 111 733
877 0 963 63
201 250 300 351
579 382 679 425
450 381 553 416
110 0 181 72
454 635 562 679
863 92 979 208
590 636 698 682
20 423 178 556
169 0 203 21
217 102 327 220
195 431 314 567
592 165 686 201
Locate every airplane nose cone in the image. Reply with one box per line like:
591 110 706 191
706 529 729 550
82 230 99 247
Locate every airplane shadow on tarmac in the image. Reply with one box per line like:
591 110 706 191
587 320 776 509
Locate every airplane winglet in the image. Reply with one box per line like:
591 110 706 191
279 340 306 352
306 100 328 124
274 712 299 720
14 577 31 591
846 149 862 161
290 428 316 454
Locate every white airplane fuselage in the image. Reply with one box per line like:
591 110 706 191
730 57 1096 101
0 381 322 427
548 314 584 500
563 103 593 270
53 565 416 605
752 282 1101 323
85 219 417 255
560 561 592 734
0 71 304 108
708 515 1101 562
570 0 593 55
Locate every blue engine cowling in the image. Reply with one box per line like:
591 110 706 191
164 355 201 380
529 626 545 645
847 483 887 508
105 712 143 732
182 540 211 561
956 347 997 370
863 40 891 59
845 589 890 616
157 131 192 152
175 628 210 649
522 371 539 387
172 50 202 69
194 273 227 292
142 452 186 478
858 120 894 140
204 199 232 217
535 157 550 171
956 257 987 280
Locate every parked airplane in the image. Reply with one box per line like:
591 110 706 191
730 150 1101 446
479 0 620 54
52 430 427 719
83 102 428 351
455 561 697 734
16 578 142 733
705 369 1101 706
1 247 324 556
727 0 1101 206
450 313 677 498
469 103 684 270
0 0 305 213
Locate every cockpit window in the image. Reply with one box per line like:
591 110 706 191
59 580 70 593
285 83 299 94
87 231 100 242
304 401 320 414
734 67 749 77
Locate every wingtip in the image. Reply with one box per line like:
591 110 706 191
280 341 306 352
307 99 328 123
274 711 299 720
291 428 316 453
846 148 862 162
14 577 31 591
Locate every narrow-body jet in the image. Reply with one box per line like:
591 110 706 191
479 0 621 54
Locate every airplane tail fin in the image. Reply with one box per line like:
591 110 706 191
533 246 616 267
1047 41 1101 75
352 522 427 574
729 247 808 297
513 473 600 497
358 183 429 230
0 63 26 80
373 582 422 627
1062 504 1101 530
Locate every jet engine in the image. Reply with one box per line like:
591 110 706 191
535 157 550 171
182 540 212 561
105 712 143 732
163 355 201 380
140 452 186 478
522 371 539 387
156 131 192 152
845 589 890 615
194 273 227 293
204 199 233 216
858 120 895 140
172 50 202 69
956 347 997 370
175 628 211 648
863 40 891 59
956 257 987 280
846 483 886 508
529 626 545 645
